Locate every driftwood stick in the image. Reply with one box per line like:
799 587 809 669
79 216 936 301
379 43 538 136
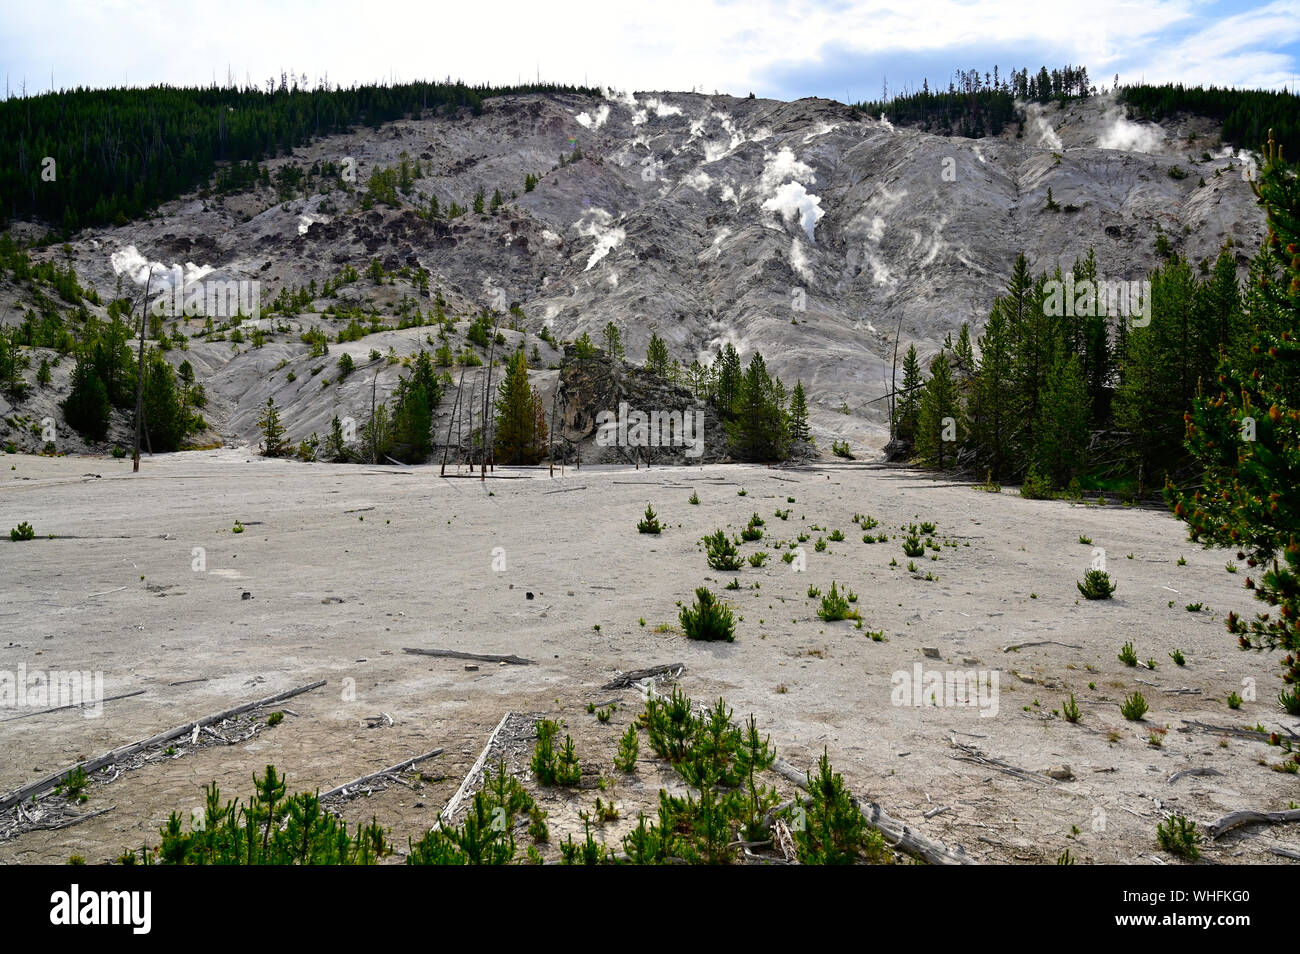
1167 767 1225 784
435 713 513 830
319 748 445 800
40 805 117 832
1206 808 1300 840
0 680 326 811
0 689 146 724
402 648 533 666
769 757 972 865
601 663 685 690
1002 640 1082 653
1180 720 1300 742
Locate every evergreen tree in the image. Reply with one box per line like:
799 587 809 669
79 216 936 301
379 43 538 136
489 188 503 213
142 353 185 452
1167 134 1300 700
62 356 110 440
391 376 433 463
323 414 349 462
893 344 923 445
789 380 812 445
712 343 743 417
601 321 625 361
726 353 789 461
645 332 670 378
1031 353 1090 487
967 294 1016 478
916 354 961 469
494 349 543 464
258 396 288 457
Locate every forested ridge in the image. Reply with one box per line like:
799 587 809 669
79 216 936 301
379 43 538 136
0 78 601 229
896 136 1296 501
856 62 1298 156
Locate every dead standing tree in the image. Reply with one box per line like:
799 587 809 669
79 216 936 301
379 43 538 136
129 268 158 472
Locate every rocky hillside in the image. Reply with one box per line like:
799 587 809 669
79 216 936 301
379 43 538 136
0 89 1267 458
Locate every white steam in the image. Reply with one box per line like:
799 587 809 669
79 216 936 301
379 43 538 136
758 147 824 241
1021 102 1063 150
1095 107 1164 153
110 245 213 291
574 208 625 270
576 105 610 129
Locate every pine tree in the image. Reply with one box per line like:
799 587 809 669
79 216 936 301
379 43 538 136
601 322 625 361
1031 353 1090 487
894 344 923 445
258 396 288 457
323 415 348 462
489 188 503 213
916 354 961 469
967 294 1016 478
645 332 670 378
712 343 743 417
1167 135 1300 701
726 353 789 461
143 353 185 452
789 380 812 445
62 356 110 440
472 188 485 214
494 350 542 464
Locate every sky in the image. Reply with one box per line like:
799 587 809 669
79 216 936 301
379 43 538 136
1 0 1297 102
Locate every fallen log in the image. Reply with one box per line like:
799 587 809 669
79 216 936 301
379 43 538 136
319 748 445 800
0 689 146 724
435 713 513 830
601 663 685 690
1180 719 1300 742
769 757 973 865
0 680 326 811
1206 808 1300 840
402 648 532 665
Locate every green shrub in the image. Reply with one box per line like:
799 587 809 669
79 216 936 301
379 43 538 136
637 503 662 534
1019 466 1052 499
614 725 639 773
10 521 35 542
1078 569 1116 599
817 581 860 622
1118 641 1138 666
1156 813 1201 860
703 529 743 571
1121 692 1148 721
680 587 736 642
795 750 888 864
1062 693 1080 723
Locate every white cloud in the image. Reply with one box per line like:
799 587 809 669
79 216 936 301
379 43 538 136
4 0 1295 106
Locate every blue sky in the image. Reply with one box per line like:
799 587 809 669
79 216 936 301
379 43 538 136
1 0 1297 101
